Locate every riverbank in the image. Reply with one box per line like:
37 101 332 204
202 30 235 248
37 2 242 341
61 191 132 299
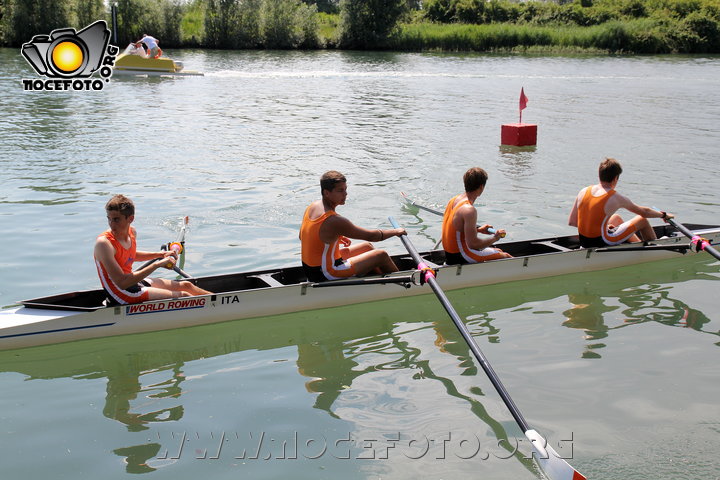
2 0 719 54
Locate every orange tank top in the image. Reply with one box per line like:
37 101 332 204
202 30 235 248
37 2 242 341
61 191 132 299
97 229 137 274
577 187 615 238
300 206 340 267
441 195 467 254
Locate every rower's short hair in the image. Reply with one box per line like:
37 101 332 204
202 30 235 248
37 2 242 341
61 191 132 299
105 194 135 217
463 167 488 192
320 171 346 193
599 158 622 183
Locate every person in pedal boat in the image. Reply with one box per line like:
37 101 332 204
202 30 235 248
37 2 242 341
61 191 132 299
300 171 406 282
136 34 162 59
441 167 512 265
568 157 673 248
94 195 210 304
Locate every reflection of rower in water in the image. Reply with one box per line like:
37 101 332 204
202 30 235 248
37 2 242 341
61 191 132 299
562 282 715 359
296 342 363 418
295 314 536 470
104 360 186 473
562 293 612 359
103 363 185 432
424 317 539 472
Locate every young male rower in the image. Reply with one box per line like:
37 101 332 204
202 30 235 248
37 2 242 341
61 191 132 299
94 195 210 304
442 167 512 265
568 157 673 247
299 171 406 282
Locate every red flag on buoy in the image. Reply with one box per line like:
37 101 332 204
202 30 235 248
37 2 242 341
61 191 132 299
519 87 528 123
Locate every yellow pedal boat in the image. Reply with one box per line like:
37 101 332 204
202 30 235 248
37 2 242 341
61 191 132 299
113 44 203 77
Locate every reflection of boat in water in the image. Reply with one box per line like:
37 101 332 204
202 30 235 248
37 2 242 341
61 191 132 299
113 44 203 77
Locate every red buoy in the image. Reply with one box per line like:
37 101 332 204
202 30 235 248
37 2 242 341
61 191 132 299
501 123 537 147
501 87 537 147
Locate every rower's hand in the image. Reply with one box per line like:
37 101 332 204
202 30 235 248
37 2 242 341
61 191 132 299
157 255 177 270
493 228 507 240
661 211 675 222
162 250 179 260
393 228 407 237
478 224 493 234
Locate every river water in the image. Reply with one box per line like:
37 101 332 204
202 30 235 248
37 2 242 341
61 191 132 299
0 48 719 479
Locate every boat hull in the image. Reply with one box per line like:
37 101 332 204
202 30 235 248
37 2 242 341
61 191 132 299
1 224 718 350
113 53 203 76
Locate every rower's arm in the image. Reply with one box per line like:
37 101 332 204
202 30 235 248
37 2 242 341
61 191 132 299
94 237 171 290
614 193 666 219
568 189 584 227
322 215 404 243
461 205 502 250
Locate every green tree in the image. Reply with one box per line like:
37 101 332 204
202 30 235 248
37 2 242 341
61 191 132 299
205 0 262 48
72 0 106 30
116 0 144 45
339 0 406 48
261 0 318 48
4 0 72 46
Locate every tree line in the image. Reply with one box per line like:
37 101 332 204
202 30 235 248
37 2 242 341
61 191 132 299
0 0 402 49
2 0 719 53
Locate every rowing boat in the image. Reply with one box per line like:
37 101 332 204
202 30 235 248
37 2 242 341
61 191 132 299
1 223 718 351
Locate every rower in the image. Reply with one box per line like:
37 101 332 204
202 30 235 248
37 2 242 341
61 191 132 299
299 171 405 282
94 195 211 305
441 167 512 265
568 158 673 248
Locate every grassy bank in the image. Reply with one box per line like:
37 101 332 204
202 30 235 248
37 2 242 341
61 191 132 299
389 20 689 54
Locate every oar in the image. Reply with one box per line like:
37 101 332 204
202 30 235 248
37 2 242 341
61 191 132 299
173 215 190 274
595 244 690 253
666 218 720 261
137 255 193 279
401 191 504 237
311 274 417 288
388 216 586 480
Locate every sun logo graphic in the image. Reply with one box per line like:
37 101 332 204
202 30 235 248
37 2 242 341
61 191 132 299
21 20 119 91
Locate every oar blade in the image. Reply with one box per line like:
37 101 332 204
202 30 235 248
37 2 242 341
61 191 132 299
526 430 587 480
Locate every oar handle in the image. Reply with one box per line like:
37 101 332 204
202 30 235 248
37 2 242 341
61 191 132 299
484 227 506 238
136 256 193 279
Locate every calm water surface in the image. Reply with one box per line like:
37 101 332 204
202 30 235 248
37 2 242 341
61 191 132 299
0 48 719 479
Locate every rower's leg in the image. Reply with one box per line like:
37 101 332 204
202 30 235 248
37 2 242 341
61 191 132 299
608 214 641 243
634 216 657 241
348 249 399 276
146 278 211 297
340 242 373 259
